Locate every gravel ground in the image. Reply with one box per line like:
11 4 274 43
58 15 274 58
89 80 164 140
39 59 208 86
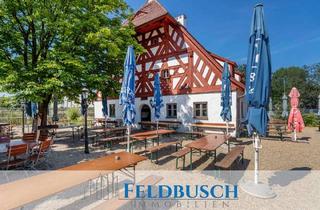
36 126 320 171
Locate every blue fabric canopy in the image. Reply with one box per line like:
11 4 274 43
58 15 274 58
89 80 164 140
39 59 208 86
102 94 108 117
26 102 38 118
245 4 272 136
151 72 164 120
220 62 232 122
119 46 136 126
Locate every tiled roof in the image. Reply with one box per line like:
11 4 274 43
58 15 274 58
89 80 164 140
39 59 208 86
130 0 168 27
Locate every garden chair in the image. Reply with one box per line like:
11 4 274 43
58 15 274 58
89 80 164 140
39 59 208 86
22 133 36 142
28 138 53 169
0 144 28 170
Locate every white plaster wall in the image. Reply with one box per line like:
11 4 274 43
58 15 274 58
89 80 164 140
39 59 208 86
94 91 239 136
94 101 103 119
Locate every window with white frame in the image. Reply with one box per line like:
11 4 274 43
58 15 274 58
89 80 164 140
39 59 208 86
166 103 177 118
193 102 208 119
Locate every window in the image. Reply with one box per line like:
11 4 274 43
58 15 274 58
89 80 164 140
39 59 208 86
109 104 115 118
193 102 208 119
161 69 169 79
166 103 177 118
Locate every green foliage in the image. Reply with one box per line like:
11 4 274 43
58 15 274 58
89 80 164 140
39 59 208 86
66 107 81 123
0 96 19 108
271 65 320 110
0 0 142 124
303 113 319 127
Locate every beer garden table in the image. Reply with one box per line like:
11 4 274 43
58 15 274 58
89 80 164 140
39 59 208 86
0 151 146 210
185 134 228 170
129 129 176 152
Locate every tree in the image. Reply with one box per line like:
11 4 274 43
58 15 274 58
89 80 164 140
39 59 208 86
0 0 142 126
271 66 320 110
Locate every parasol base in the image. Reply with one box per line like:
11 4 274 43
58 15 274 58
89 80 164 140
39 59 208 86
240 180 276 199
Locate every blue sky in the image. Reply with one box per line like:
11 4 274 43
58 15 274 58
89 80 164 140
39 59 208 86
126 0 320 71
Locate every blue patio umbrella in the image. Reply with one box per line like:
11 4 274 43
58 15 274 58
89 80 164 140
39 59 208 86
102 97 108 118
245 4 271 137
26 102 38 118
150 72 164 131
220 62 232 151
102 94 108 128
119 46 136 152
220 62 232 122
241 4 275 199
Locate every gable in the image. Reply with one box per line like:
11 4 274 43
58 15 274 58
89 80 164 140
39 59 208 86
131 1 244 98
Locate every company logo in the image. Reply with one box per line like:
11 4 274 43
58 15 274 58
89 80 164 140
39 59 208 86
124 184 238 200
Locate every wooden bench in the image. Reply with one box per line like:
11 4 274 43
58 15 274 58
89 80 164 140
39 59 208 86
215 146 245 169
97 136 128 149
147 141 182 163
184 131 205 139
191 122 236 136
171 147 191 169
267 120 289 141
159 120 182 130
92 175 163 210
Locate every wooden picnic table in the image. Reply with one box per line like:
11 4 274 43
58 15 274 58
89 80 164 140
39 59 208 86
191 123 235 130
139 121 181 130
91 126 127 135
129 129 176 152
185 134 228 170
131 129 175 138
0 151 146 210
139 121 170 129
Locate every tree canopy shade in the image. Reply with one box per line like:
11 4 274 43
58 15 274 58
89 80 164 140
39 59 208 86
0 0 142 125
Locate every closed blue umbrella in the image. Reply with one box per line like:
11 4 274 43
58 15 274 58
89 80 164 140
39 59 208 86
150 72 164 131
102 94 108 128
220 62 232 151
102 97 108 118
25 102 32 117
26 102 38 118
220 62 232 122
245 4 271 137
241 4 275 199
119 46 136 152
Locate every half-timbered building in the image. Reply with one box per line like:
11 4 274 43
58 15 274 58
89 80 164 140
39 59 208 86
94 0 246 135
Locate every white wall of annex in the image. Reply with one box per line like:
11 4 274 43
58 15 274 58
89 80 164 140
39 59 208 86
94 91 240 136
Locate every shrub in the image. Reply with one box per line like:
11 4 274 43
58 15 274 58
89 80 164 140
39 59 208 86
303 113 319 127
66 108 81 124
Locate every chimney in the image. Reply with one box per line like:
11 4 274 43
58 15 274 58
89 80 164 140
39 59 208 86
175 14 187 27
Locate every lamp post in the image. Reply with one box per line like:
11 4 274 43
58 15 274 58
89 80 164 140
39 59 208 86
21 101 25 134
82 88 89 154
318 94 320 116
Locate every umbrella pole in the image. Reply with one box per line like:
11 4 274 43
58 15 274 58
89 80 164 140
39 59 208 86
254 133 260 184
127 125 131 152
226 121 230 152
105 115 107 129
240 132 275 198
156 120 159 133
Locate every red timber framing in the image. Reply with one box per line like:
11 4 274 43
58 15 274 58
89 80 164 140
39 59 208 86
131 0 245 99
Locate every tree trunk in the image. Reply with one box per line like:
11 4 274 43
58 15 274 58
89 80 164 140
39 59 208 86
38 95 52 134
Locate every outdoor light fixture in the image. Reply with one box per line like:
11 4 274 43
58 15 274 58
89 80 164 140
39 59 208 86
82 88 89 154
21 101 25 134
